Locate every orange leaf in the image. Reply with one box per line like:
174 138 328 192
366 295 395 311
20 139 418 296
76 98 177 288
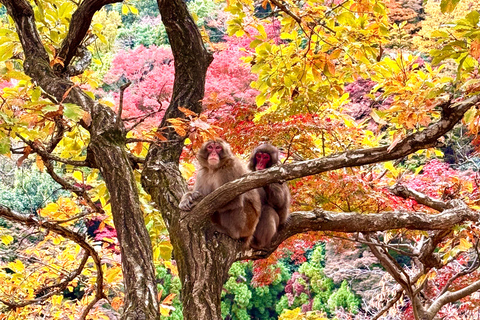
16 145 32 166
61 85 77 103
470 40 480 60
36 155 44 172
155 132 168 141
82 112 92 126
162 293 176 305
50 56 64 68
178 107 197 117
133 141 143 155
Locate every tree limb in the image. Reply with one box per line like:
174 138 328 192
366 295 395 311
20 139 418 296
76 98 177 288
0 205 106 315
390 184 448 212
241 204 479 260
190 94 480 220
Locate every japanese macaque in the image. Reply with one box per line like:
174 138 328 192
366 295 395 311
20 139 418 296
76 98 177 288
179 139 261 244
248 143 291 248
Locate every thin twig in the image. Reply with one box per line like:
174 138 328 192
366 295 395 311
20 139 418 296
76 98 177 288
116 81 131 129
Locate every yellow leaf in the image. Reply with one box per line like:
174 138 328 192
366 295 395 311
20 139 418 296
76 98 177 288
51 295 63 305
72 170 83 182
8 260 25 273
160 304 175 316
105 266 122 283
1 235 13 245
383 161 399 177
164 261 178 276
52 235 62 245
458 238 472 251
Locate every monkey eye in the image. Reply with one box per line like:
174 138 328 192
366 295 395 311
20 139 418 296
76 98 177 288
206 145 214 151
256 153 270 161
215 146 222 152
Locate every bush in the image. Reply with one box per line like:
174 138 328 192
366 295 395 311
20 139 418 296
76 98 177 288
0 164 70 214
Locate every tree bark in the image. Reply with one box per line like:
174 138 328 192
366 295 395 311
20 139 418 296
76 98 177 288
0 1 159 318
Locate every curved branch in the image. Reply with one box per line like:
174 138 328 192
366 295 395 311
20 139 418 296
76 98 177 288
390 184 448 212
0 205 106 312
0 253 89 309
56 0 123 73
241 204 479 260
427 278 480 319
190 94 480 220
17 134 102 214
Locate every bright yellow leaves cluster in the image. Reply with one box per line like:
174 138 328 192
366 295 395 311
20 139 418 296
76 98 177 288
227 0 391 118
226 0 480 151
0 196 125 319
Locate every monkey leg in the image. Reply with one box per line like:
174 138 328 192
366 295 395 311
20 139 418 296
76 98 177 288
251 205 279 249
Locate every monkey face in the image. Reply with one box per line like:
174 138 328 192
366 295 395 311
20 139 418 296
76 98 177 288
255 152 271 170
206 142 223 167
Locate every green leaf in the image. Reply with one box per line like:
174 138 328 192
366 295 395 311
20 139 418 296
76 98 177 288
440 0 461 13
466 10 480 26
0 41 14 62
0 136 10 155
63 103 84 121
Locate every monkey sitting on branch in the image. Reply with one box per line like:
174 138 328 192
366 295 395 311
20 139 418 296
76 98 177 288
248 143 291 249
179 139 261 245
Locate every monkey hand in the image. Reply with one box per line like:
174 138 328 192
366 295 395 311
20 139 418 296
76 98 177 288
179 191 203 211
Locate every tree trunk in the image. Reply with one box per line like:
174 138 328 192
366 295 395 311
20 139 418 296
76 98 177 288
0 2 160 318
89 107 159 320
169 218 239 319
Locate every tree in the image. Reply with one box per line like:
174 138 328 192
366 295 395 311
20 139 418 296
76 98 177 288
0 1 480 320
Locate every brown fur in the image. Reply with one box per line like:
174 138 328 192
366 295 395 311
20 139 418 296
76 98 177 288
248 143 291 249
179 139 261 244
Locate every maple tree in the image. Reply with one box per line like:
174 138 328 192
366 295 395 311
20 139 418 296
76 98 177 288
1 0 480 320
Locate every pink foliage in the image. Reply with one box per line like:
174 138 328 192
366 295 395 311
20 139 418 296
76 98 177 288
405 159 478 201
101 45 175 130
204 41 258 105
387 159 480 211
0 80 13 91
101 29 275 132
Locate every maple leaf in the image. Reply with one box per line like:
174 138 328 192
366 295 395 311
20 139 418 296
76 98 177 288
470 40 480 60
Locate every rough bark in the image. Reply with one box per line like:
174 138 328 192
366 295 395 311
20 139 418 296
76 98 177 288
0 1 159 319
141 0 216 318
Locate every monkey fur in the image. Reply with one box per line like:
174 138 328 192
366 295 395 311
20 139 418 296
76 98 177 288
248 143 291 248
179 139 261 245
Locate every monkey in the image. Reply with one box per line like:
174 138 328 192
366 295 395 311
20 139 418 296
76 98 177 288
248 143 291 248
179 139 261 245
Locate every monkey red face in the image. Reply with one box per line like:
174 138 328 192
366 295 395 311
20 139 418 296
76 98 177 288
255 152 271 170
206 142 223 166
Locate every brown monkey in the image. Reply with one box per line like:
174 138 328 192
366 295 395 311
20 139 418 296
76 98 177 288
248 143 291 248
179 139 261 244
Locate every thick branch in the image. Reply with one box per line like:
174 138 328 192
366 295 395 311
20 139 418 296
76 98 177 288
241 205 479 260
390 184 448 212
427 279 480 318
191 94 480 220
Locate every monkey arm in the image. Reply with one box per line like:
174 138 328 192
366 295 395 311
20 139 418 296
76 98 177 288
179 191 203 211
264 183 290 210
